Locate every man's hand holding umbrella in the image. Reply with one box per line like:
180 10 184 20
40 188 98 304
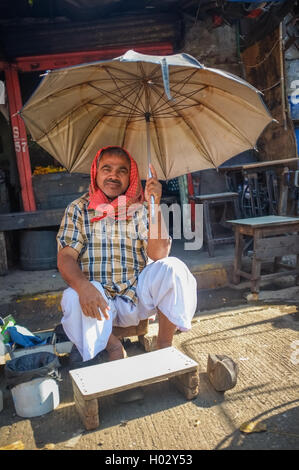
145 164 171 261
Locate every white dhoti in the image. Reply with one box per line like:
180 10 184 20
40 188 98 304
61 257 197 361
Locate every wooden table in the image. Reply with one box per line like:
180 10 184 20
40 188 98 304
228 215 299 294
220 158 299 216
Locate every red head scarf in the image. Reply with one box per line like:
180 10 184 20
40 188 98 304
88 146 144 222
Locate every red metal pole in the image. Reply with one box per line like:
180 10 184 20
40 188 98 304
187 173 195 231
5 65 36 211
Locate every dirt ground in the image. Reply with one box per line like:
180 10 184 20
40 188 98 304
0 299 298 451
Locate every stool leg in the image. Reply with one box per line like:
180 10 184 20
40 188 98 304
251 231 262 293
233 229 243 284
72 382 99 430
233 198 241 219
203 201 214 257
170 370 199 400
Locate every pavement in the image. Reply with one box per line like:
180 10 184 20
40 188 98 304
0 240 299 450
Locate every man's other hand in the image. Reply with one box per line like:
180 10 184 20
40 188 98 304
57 246 110 321
77 281 110 321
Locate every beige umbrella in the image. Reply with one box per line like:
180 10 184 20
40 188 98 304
20 49 273 181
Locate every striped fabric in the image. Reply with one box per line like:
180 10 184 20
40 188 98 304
57 192 149 305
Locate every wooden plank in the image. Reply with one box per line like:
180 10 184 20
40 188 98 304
258 270 299 281
69 347 198 400
219 158 299 173
236 269 253 280
0 208 65 231
260 225 299 237
255 235 299 259
228 216 299 227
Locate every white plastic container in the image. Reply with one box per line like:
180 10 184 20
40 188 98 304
11 377 60 418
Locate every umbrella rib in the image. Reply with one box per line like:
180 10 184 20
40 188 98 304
100 66 147 115
72 82 146 162
187 91 258 147
24 78 146 141
88 83 144 117
73 87 145 161
146 69 207 116
151 82 257 147
150 65 268 119
24 114 66 163
150 85 207 116
151 113 168 177
149 84 213 163
62 79 147 136
121 82 145 147
167 76 269 119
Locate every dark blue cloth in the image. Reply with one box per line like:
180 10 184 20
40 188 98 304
7 326 47 348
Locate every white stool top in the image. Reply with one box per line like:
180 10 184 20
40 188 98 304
70 347 198 399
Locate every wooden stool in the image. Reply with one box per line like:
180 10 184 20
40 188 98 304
191 192 241 257
70 346 199 430
112 319 155 352
229 216 299 294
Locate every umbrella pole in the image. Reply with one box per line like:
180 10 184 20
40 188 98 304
145 112 155 222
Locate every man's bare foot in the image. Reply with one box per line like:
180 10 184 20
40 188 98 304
106 333 127 361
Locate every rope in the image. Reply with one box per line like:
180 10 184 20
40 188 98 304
243 39 280 69
260 79 281 92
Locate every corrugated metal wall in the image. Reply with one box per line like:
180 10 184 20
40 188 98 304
0 12 182 59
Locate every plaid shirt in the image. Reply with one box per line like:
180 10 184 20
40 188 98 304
57 193 149 305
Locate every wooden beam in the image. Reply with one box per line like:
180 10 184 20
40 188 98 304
0 208 64 231
14 42 174 72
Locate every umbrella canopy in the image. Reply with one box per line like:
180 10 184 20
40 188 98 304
20 50 273 180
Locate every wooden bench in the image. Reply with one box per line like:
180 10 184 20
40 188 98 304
0 208 65 275
69 346 199 430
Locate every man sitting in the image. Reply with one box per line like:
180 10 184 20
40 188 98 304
57 146 197 364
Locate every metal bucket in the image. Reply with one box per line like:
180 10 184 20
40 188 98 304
19 228 57 270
